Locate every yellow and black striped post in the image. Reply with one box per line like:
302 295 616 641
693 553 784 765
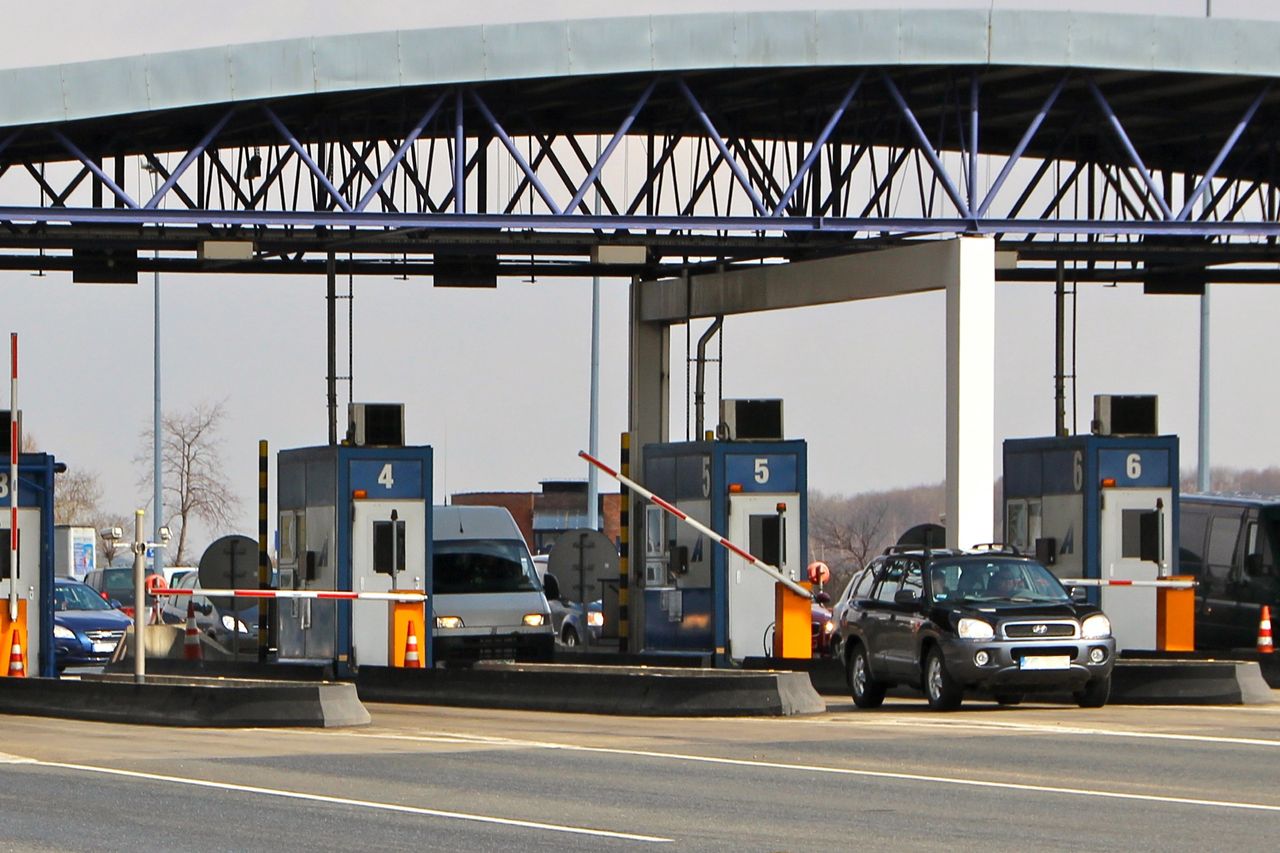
258 440 272 663
618 432 630 651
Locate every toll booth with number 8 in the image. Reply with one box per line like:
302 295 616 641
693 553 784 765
1003 435 1179 651
276 444 432 674
641 440 807 664
0 453 59 678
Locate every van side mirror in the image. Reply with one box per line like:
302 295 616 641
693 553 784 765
543 572 561 601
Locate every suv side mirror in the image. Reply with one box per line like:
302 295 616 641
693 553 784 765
894 588 921 606
1070 586 1088 602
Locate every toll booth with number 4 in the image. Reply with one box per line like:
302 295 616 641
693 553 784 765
276 443 432 674
1003 434 1179 651
641 440 807 664
0 452 59 678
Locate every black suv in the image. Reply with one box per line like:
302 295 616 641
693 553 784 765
840 548 1116 710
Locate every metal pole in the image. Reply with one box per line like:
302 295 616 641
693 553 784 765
153 256 163 566
588 135 601 532
132 508 145 682
327 252 337 445
1055 261 1067 437
258 440 270 663
1198 285 1211 491
8 334 17 623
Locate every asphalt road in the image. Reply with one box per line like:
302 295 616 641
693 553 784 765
1 695 1278 851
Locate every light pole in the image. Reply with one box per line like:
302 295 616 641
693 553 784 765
142 162 164 569
103 518 169 683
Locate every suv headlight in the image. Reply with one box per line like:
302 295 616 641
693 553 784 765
54 624 76 640
957 618 995 640
1081 614 1112 639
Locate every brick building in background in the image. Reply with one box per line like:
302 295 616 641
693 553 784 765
451 480 620 555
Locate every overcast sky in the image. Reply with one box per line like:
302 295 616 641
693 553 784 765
3 1 1279 557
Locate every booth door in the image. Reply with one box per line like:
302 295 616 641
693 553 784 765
1100 488 1171 651
350 501 426 667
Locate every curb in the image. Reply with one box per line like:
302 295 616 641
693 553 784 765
356 662 826 716
0 674 370 727
1111 659 1275 705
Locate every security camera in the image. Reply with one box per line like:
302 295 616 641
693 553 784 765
158 526 172 543
101 527 123 541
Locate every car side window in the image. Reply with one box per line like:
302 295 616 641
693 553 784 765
854 563 879 598
901 560 923 598
873 561 905 603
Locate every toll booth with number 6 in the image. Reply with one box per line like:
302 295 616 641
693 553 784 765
0 451 59 678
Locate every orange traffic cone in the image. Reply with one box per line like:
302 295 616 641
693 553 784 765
1257 605 1274 655
7 628 26 678
183 600 203 662
403 621 422 668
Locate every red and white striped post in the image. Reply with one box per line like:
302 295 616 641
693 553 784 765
579 450 813 600
8 333 17 623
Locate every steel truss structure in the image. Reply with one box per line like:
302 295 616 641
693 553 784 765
3 66 1280 282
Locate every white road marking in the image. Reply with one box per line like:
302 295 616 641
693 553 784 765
0 752 36 764
268 728 1280 815
810 716 1280 748
19 759 670 843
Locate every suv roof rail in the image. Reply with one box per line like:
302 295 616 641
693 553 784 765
968 542 1022 556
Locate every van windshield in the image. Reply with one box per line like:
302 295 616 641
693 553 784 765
433 539 541 595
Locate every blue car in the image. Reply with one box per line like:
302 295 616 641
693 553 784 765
53 578 132 671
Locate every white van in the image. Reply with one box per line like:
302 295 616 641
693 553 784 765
431 505 554 662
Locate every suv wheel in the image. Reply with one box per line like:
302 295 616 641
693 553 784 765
849 643 886 709
994 693 1024 706
1074 674 1110 708
924 647 963 711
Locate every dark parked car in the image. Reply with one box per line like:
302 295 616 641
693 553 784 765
82 566 161 619
840 548 1116 710
158 569 258 653
812 593 835 657
52 578 131 671
542 571 602 647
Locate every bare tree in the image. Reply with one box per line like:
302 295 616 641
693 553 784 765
54 467 102 526
138 401 240 565
810 494 890 594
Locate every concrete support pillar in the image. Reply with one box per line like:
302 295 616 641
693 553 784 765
627 277 669 651
945 237 996 550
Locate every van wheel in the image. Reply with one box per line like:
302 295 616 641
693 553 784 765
924 647 963 711
849 643 886 709
1074 675 1111 708
562 626 579 647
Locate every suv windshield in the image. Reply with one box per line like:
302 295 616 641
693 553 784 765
55 582 113 612
928 559 1068 604
433 539 541 595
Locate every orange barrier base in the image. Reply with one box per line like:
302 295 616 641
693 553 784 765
773 581 812 659
1156 576 1195 652
0 599 29 677
389 595 427 667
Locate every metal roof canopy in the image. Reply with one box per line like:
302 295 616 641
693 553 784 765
3 9 1280 281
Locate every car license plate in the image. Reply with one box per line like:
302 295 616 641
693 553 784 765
1020 654 1070 670
91 641 118 653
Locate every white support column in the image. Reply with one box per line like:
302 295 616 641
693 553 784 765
946 237 996 550
627 277 670 652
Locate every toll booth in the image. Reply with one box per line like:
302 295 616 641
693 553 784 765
1003 435 1178 651
641 440 807 664
275 443 432 674
0 453 59 678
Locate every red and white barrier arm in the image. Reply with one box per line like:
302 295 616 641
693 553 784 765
8 333 17 623
152 588 427 602
1060 578 1198 589
578 449 813 600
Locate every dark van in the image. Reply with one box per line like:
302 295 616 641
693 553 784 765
1179 494 1280 649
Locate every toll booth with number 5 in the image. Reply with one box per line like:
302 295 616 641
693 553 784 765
276 443 432 674
1003 434 1179 651
0 452 59 678
641 440 807 664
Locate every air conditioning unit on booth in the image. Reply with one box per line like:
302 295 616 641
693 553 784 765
1092 394 1158 436
718 399 784 441
348 403 405 447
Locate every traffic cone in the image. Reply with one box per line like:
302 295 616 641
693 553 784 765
403 621 421 668
7 628 26 678
183 600 203 662
1257 605 1274 655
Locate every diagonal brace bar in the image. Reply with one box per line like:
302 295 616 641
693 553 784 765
0 130 20 161
51 130 139 209
977 76 1066 217
469 90 563 215
357 91 448 212
1177 84 1270 221
677 79 769 216
145 110 233 209
566 80 656 214
879 72 972 218
263 106 354 213
771 73 864 217
1087 78 1172 219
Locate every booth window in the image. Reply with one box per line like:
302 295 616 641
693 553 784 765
0 529 14 579
372 520 406 575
